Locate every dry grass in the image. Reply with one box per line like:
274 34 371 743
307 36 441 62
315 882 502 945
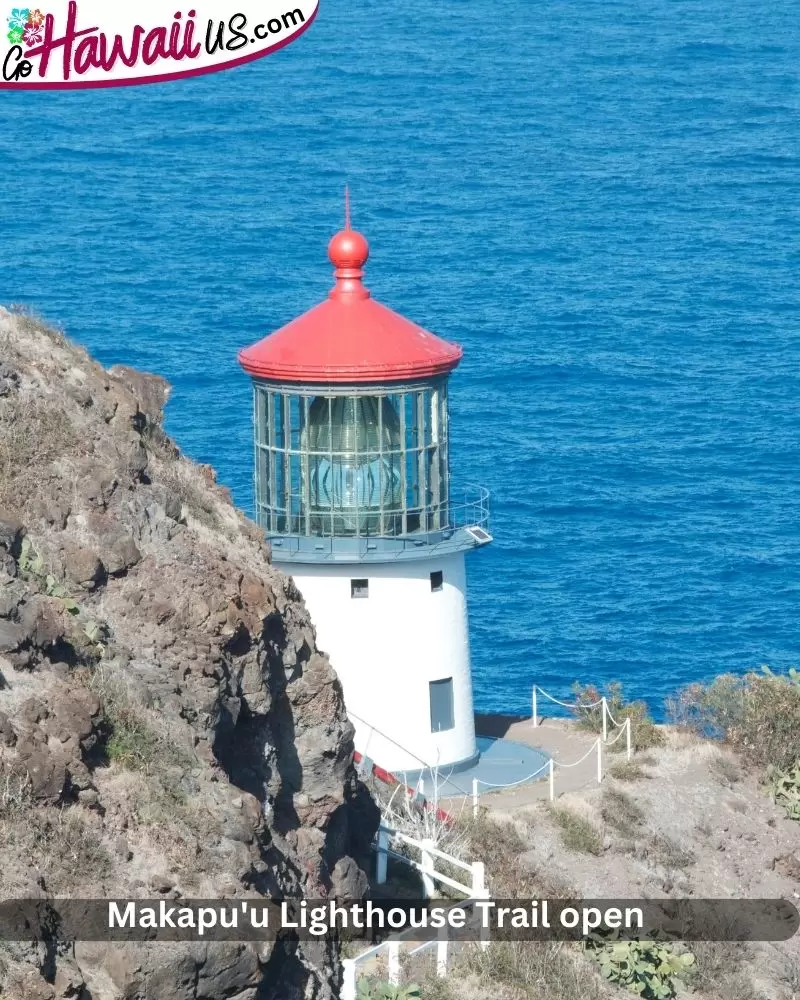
777 956 800 997
548 805 604 856
77 667 214 875
600 787 645 835
418 975 456 1000
0 764 32 816
6 305 69 348
30 807 112 892
708 750 742 787
689 940 752 998
710 974 768 1000
607 759 650 781
461 941 609 1000
156 457 222 529
463 814 537 897
469 813 572 898
0 785 112 895
637 831 695 869
0 395 76 509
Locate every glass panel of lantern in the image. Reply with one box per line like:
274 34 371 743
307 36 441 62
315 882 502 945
302 394 403 536
272 392 285 451
274 446 286 534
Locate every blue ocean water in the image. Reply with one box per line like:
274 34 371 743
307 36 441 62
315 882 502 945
0 1 798 717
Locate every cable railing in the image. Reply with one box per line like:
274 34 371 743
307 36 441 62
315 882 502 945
264 484 490 561
468 686 634 815
532 684 621 743
351 689 634 825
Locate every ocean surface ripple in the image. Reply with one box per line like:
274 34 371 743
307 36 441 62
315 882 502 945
0 0 798 717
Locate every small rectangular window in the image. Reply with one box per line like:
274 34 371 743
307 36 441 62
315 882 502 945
430 570 443 592
351 579 369 599
429 677 455 732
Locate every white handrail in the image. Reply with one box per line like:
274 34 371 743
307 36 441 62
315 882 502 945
341 958 357 1000
380 845 473 895
534 685 605 710
385 826 474 873
532 684 631 749
606 718 629 747
552 737 601 769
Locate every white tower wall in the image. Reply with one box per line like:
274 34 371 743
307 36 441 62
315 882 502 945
280 551 477 774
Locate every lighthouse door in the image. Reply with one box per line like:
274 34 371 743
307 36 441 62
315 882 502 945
429 677 455 733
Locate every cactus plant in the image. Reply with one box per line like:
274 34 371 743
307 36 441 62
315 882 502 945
18 541 107 643
768 760 800 821
761 665 800 688
45 574 79 613
588 940 695 998
18 536 43 576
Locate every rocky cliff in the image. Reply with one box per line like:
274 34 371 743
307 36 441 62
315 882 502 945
0 308 377 999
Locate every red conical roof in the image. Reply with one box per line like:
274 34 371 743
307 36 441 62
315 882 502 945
238 218 463 384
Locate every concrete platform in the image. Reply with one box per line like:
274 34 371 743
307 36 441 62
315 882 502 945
396 733 550 800
439 714 603 814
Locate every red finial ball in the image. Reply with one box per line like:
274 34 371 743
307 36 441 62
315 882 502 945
328 229 369 271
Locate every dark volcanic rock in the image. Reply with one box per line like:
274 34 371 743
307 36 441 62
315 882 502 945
0 308 374 999
105 535 141 576
62 542 105 590
0 710 16 746
0 509 23 575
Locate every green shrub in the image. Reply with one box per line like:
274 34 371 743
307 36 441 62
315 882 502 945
106 706 163 771
571 682 664 752
587 939 695 999
668 668 800 771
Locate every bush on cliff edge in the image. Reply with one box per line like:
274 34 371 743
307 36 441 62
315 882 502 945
570 681 665 752
668 667 800 772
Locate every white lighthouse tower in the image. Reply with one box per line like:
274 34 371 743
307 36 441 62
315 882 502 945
238 209 491 773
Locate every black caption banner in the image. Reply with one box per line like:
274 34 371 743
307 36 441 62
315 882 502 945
0 898 795 943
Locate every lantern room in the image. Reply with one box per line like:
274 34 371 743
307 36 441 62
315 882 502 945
239 208 491 773
250 381 451 539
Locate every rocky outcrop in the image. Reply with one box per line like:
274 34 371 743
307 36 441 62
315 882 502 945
0 309 377 999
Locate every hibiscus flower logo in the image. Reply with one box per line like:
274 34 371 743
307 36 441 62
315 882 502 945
22 20 41 45
6 7 29 31
6 8 47 47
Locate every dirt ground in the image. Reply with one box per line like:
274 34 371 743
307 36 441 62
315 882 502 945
484 727 800 999
369 722 799 1000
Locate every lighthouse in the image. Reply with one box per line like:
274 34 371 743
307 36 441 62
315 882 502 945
238 208 491 774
